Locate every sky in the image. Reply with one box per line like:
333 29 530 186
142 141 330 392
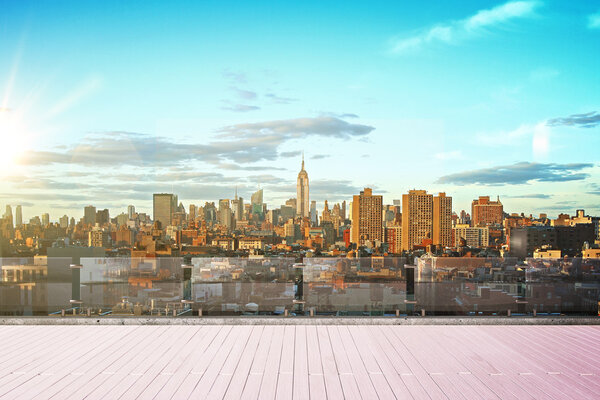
1 0 600 221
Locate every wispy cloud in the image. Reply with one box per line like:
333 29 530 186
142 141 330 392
588 10 600 29
390 1 540 54
16 116 372 168
503 193 552 199
547 111 600 128
265 93 297 104
220 102 261 112
436 162 593 185
311 154 330 160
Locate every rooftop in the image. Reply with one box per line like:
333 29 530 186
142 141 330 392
1 323 599 399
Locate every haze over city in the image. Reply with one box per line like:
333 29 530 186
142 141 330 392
1 1 600 220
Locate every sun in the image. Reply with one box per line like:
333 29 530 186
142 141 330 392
0 108 28 174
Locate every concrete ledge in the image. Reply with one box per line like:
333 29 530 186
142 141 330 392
1 316 599 325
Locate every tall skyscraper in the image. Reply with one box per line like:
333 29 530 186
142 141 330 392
401 190 433 251
41 213 50 226
351 188 383 246
15 205 22 227
472 196 503 226
153 193 178 228
310 201 317 225
84 205 96 225
251 188 264 215
231 188 244 220
433 192 452 248
127 205 135 219
296 154 309 218
59 215 69 228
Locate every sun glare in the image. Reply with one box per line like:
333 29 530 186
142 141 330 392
0 109 28 174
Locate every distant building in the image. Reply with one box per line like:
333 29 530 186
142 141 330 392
453 224 489 248
296 154 309 218
509 224 595 258
385 225 402 254
433 192 452 248
41 213 50 226
84 205 96 225
351 188 383 246
88 228 108 248
401 190 433 251
471 196 503 226
15 205 22 227
96 209 110 225
153 193 177 228
127 205 135 219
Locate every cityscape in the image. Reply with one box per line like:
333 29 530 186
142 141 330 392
2 1 600 399
1 155 599 260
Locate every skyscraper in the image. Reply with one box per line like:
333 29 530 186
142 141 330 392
296 154 309 218
84 205 96 225
41 213 50 226
251 188 263 215
231 188 244 220
433 192 452 248
153 193 178 228
401 190 433 251
15 205 22 227
127 205 135 219
351 188 383 246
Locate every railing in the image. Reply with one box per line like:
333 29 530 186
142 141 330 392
1 256 599 317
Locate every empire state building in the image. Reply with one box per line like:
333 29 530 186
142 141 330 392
296 154 309 218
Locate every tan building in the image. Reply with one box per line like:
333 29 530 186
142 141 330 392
533 248 562 259
433 192 452 248
401 190 433 251
296 155 309 218
385 225 402 254
351 188 383 246
453 224 489 248
88 229 108 248
471 196 503 226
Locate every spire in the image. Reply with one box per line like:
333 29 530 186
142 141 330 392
301 151 305 170
235 186 238 200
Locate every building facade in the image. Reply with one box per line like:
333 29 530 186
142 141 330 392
351 188 383 246
471 196 503 226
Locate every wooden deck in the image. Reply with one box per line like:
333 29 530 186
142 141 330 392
0 325 598 399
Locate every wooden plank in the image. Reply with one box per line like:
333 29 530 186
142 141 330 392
326 326 362 400
7 326 142 400
275 325 294 400
384 326 448 400
336 326 379 400
316 326 344 400
186 326 246 399
153 326 222 400
306 326 326 400
256 325 284 400
293 326 310 400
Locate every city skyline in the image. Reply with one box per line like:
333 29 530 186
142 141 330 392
1 1 600 218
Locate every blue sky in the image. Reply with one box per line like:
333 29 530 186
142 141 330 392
1 1 599 220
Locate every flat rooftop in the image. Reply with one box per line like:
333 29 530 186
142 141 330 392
0 324 599 399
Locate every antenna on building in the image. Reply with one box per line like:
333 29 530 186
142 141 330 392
301 151 305 170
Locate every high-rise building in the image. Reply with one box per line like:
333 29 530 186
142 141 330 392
96 209 110 225
471 196 503 226
41 213 50 226
433 192 452 248
351 188 383 246
296 154 309 218
15 205 22 227
401 190 433 251
127 205 135 219
231 188 244 220
59 215 69 229
153 193 178 228
251 189 264 215
84 205 96 225
310 201 317 225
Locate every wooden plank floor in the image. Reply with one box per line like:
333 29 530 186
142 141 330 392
0 325 598 399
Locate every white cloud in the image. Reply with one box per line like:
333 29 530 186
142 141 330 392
588 11 600 29
390 1 540 54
